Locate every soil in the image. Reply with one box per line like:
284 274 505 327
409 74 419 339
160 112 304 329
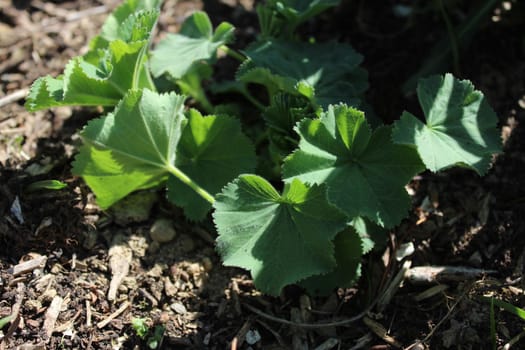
1 0 525 349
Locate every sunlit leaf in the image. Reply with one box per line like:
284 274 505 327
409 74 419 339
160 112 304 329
214 175 347 295
150 11 234 79
393 74 501 175
283 104 424 228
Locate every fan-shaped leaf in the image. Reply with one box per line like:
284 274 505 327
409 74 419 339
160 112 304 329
300 227 363 295
150 11 234 79
214 175 347 295
168 109 256 221
239 40 368 108
72 89 186 208
283 105 424 228
392 74 501 175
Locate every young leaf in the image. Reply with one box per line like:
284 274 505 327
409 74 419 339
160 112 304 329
214 175 348 295
25 180 67 192
283 105 425 228
263 93 316 173
392 74 501 175
350 216 388 254
239 40 368 108
26 39 152 111
257 0 341 38
150 11 234 79
175 62 214 113
264 93 316 135
99 0 162 43
167 109 256 221
277 0 341 27
300 227 363 295
72 89 186 209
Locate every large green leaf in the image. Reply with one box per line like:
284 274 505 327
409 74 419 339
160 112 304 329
238 40 368 108
73 90 255 217
214 175 348 295
300 227 363 295
283 105 425 228
150 11 234 79
72 89 186 208
392 74 501 175
168 109 256 221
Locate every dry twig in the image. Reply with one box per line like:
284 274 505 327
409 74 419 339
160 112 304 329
0 88 28 108
96 301 130 329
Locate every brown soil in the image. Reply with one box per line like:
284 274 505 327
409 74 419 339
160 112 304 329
1 0 525 349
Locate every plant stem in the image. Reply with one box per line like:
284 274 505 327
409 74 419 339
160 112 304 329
242 91 266 111
220 45 246 63
166 165 215 204
437 0 461 76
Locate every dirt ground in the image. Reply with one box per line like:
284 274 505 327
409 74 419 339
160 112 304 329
1 0 525 349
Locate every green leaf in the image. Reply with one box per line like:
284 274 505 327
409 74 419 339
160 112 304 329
263 93 316 172
0 315 12 329
99 0 162 43
483 297 525 321
283 105 424 228
350 216 388 254
73 90 254 217
300 227 363 295
392 74 501 175
150 11 234 79
168 109 256 221
239 40 368 108
214 175 348 295
264 93 316 135
175 62 214 113
131 317 149 338
72 89 185 208
26 39 151 111
257 0 341 38
26 180 67 192
274 0 340 23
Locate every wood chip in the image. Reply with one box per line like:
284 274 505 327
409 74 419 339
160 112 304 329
107 240 132 302
407 266 497 285
363 316 402 348
96 301 130 329
42 296 63 339
314 338 340 350
8 255 47 277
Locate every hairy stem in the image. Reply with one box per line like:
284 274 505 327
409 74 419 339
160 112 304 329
166 164 215 204
437 0 461 76
219 45 246 63
242 90 266 111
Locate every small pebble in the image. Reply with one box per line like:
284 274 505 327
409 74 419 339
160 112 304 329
150 218 176 243
170 302 187 315
245 329 261 345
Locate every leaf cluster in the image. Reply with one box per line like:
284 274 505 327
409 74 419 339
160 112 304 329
26 0 501 296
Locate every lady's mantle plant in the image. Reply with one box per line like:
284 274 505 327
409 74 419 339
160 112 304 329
26 0 501 296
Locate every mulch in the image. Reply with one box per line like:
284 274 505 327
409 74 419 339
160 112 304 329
1 0 525 349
